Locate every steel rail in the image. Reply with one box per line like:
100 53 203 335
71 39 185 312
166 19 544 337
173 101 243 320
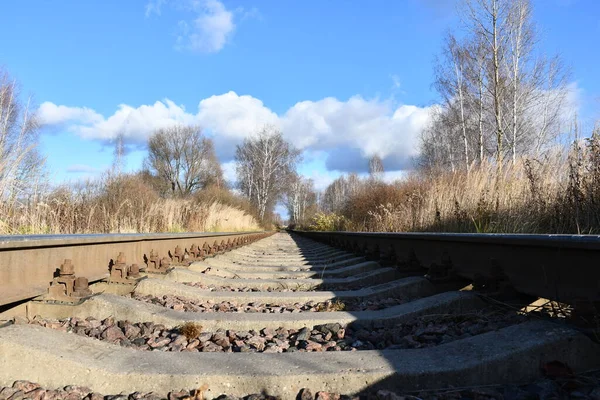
0 231 271 307
293 231 600 305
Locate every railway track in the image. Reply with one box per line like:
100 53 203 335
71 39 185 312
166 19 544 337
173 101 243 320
0 231 599 399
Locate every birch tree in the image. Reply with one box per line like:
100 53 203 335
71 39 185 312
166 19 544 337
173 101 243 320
433 34 473 171
235 126 300 221
322 176 349 213
465 37 489 163
0 68 45 201
466 0 511 167
321 173 362 213
285 174 316 225
420 0 569 171
506 0 533 164
529 56 570 155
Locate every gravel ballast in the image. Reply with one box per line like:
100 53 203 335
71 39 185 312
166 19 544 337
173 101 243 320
24 308 526 354
182 282 315 292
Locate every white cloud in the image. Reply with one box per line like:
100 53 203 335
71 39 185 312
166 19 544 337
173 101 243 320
280 96 433 169
197 91 278 139
147 0 238 53
183 0 235 53
300 169 342 192
39 99 196 142
38 102 103 126
38 92 435 174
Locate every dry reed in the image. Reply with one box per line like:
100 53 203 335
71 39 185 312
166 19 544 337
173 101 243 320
0 174 260 235
310 134 600 234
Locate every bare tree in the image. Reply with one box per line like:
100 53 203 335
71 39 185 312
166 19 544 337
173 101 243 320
505 0 533 164
433 33 473 171
285 174 316 225
368 155 385 180
465 0 511 167
235 125 301 221
145 124 222 197
421 0 569 171
0 67 45 201
322 176 348 213
529 56 570 155
347 173 361 196
419 106 462 171
467 38 489 163
201 138 224 189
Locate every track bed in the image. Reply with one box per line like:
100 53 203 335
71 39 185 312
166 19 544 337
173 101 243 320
1 232 598 399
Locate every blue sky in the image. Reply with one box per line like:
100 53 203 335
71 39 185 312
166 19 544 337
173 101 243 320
0 0 598 190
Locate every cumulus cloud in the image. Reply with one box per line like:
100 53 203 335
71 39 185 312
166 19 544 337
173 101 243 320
38 92 435 174
38 100 196 143
280 97 432 171
197 92 278 139
38 102 103 126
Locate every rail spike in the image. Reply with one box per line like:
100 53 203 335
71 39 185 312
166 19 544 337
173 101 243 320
43 259 93 304
170 245 189 267
472 259 514 297
145 250 172 274
425 252 456 283
108 252 145 285
188 244 203 261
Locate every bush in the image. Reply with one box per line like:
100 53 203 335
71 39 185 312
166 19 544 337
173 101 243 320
306 213 349 231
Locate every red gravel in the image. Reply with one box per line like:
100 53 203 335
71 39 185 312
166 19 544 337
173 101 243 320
24 308 525 354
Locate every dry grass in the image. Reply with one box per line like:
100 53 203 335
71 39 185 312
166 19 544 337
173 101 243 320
315 300 346 312
0 174 261 235
308 131 600 234
179 322 203 340
203 202 260 232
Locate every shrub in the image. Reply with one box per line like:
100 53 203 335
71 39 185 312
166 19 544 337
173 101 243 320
307 213 349 231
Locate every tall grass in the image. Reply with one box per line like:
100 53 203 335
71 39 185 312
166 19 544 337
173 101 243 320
308 130 600 234
0 174 260 235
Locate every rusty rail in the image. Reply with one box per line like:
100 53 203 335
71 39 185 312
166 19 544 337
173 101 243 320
0 231 272 307
293 231 600 306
